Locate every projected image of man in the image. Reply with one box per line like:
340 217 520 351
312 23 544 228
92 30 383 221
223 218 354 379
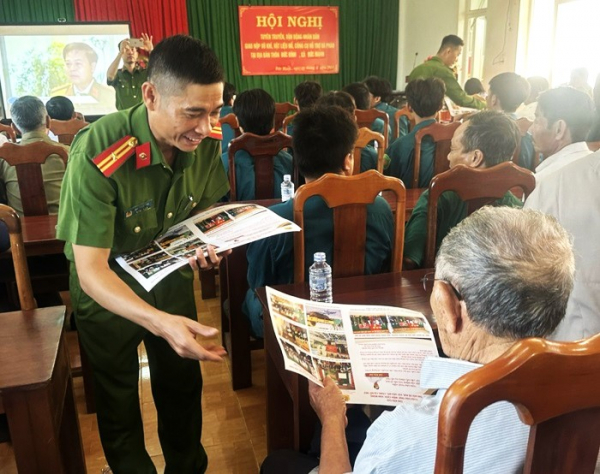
51 42 114 111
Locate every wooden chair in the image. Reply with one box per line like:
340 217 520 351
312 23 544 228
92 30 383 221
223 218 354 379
228 131 293 201
353 128 385 174
423 162 535 268
587 141 600 152
282 112 297 132
355 108 390 149
293 170 406 282
0 141 68 216
394 106 415 140
413 121 461 189
0 123 16 143
220 113 242 139
0 204 96 414
435 333 600 474
49 118 88 145
275 102 298 131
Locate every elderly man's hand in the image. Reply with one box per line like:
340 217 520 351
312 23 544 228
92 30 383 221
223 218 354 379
309 377 347 426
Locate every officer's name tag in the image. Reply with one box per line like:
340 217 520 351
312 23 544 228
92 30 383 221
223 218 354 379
125 199 154 218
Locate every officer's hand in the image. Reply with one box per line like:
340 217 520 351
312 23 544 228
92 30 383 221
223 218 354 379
188 245 232 271
141 32 153 52
159 315 226 361
120 39 130 55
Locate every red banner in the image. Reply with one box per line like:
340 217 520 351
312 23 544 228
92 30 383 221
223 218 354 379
239 6 339 76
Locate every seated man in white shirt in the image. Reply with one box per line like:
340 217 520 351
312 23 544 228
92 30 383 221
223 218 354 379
531 87 594 182
261 206 575 474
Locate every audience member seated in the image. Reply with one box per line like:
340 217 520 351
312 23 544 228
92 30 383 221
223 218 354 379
586 74 600 142
486 72 536 170
408 35 486 110
0 96 68 215
287 81 323 136
46 96 76 121
516 76 549 121
343 82 392 141
565 67 593 97
526 150 600 341
221 88 293 201
385 77 445 187
316 91 382 173
243 105 394 337
464 77 485 96
403 111 523 270
260 206 575 474
363 75 399 127
220 81 237 154
531 87 594 182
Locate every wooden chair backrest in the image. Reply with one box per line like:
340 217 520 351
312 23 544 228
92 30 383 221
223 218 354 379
587 141 600 152
220 113 242 139
0 204 35 310
413 121 461 189
282 112 297 132
228 131 293 201
394 106 415 139
275 102 298 131
292 170 405 282
352 127 385 174
49 118 88 145
0 141 68 216
0 123 17 143
435 333 600 474
355 108 390 149
424 162 535 268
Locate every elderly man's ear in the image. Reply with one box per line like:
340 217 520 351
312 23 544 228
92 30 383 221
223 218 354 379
437 283 465 335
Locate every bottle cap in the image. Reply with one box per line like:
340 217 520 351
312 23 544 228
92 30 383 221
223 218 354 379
283 174 291 181
313 252 326 262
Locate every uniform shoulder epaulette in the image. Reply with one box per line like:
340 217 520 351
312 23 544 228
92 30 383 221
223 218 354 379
208 123 223 140
92 135 139 177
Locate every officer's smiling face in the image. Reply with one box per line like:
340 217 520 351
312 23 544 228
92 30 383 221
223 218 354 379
145 81 224 155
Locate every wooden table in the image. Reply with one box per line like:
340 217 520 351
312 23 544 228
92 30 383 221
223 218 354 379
0 306 86 473
256 269 434 453
222 188 426 390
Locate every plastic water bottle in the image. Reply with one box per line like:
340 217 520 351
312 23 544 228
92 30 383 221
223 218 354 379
309 252 333 303
281 174 294 202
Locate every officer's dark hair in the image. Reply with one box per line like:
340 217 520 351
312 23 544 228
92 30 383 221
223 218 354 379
148 35 224 97
233 89 275 136
294 81 322 109
464 77 485 95
223 82 236 105
537 87 594 143
438 35 464 52
363 76 394 103
461 111 520 167
316 91 356 115
63 42 98 64
488 72 530 113
293 105 358 180
406 78 445 118
46 96 75 121
10 96 47 134
342 82 371 110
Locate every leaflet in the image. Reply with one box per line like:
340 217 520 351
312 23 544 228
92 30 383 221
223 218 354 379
116 204 300 292
266 286 439 406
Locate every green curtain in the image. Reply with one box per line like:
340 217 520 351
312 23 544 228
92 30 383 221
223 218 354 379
187 0 399 102
0 0 75 23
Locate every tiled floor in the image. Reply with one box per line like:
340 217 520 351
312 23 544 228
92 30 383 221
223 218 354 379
0 281 268 473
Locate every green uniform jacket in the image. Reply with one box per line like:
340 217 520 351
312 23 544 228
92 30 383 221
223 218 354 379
0 131 68 215
404 189 523 268
408 57 486 110
56 102 229 269
371 117 393 145
385 119 436 188
221 149 293 201
243 196 394 337
107 67 148 110
360 145 380 173
375 102 399 126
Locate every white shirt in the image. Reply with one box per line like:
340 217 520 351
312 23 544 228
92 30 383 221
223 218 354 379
526 151 600 341
535 141 591 183
352 357 529 474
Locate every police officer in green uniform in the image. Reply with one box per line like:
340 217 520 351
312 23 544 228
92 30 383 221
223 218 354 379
56 36 229 474
403 111 523 270
107 33 154 110
243 105 395 337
